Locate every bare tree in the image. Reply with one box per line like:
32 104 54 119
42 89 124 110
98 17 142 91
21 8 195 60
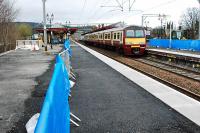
0 0 18 52
180 7 199 39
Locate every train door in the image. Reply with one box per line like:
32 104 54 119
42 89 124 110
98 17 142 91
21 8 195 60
120 32 123 44
119 32 123 45
103 33 105 45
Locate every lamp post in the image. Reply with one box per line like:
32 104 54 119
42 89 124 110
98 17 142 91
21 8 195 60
66 21 71 27
144 21 149 29
198 0 200 39
158 14 167 39
47 13 54 28
42 0 47 51
169 21 172 48
66 21 71 39
144 21 149 36
47 13 54 48
158 14 163 38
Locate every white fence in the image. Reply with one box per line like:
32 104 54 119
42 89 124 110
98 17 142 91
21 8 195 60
16 40 43 50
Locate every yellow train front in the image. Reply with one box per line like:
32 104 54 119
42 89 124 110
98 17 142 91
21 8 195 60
122 26 146 55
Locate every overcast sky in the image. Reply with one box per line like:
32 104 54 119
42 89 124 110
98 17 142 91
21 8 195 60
14 0 199 27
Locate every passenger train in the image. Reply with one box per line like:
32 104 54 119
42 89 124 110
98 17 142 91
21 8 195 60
82 26 146 55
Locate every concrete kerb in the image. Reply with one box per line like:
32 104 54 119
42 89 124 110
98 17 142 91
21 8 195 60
0 49 16 57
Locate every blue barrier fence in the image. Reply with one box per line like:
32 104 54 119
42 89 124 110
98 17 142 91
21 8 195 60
148 39 200 51
35 40 71 133
64 39 72 56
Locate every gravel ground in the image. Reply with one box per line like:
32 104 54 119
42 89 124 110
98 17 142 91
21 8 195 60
83 44 200 96
70 43 200 133
0 45 61 133
122 58 200 94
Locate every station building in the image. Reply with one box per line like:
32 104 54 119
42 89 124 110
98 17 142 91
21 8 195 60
34 23 77 44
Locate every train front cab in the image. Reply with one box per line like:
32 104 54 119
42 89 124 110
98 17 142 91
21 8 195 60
123 28 146 55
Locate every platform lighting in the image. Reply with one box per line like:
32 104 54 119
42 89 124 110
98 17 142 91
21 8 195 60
66 21 71 27
42 0 48 51
47 13 54 48
47 13 54 25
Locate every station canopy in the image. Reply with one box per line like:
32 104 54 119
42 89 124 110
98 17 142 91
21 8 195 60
34 23 77 34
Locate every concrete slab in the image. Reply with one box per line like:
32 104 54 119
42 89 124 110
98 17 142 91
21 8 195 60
70 42 200 133
0 46 61 132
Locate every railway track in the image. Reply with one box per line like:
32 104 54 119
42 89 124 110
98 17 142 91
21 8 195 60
80 43 200 101
123 59 200 102
134 58 200 82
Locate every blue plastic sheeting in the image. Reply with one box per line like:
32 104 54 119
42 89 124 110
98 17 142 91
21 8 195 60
64 39 72 56
148 39 169 48
148 39 200 51
35 56 70 133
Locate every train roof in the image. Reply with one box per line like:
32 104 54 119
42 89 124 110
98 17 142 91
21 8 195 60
84 25 144 35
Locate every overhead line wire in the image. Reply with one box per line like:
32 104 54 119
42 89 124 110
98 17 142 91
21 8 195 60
87 0 108 20
78 0 87 22
87 0 112 23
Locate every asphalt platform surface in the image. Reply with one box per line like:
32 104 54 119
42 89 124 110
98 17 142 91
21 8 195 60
0 46 61 133
70 43 200 133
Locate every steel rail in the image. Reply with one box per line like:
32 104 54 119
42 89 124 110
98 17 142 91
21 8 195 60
133 58 200 82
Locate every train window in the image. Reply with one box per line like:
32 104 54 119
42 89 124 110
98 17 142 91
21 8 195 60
105 34 107 39
126 30 134 37
117 33 120 40
114 33 116 39
108 34 110 39
135 30 144 37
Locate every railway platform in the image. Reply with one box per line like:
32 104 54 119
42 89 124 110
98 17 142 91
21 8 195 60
147 48 200 64
70 41 200 133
